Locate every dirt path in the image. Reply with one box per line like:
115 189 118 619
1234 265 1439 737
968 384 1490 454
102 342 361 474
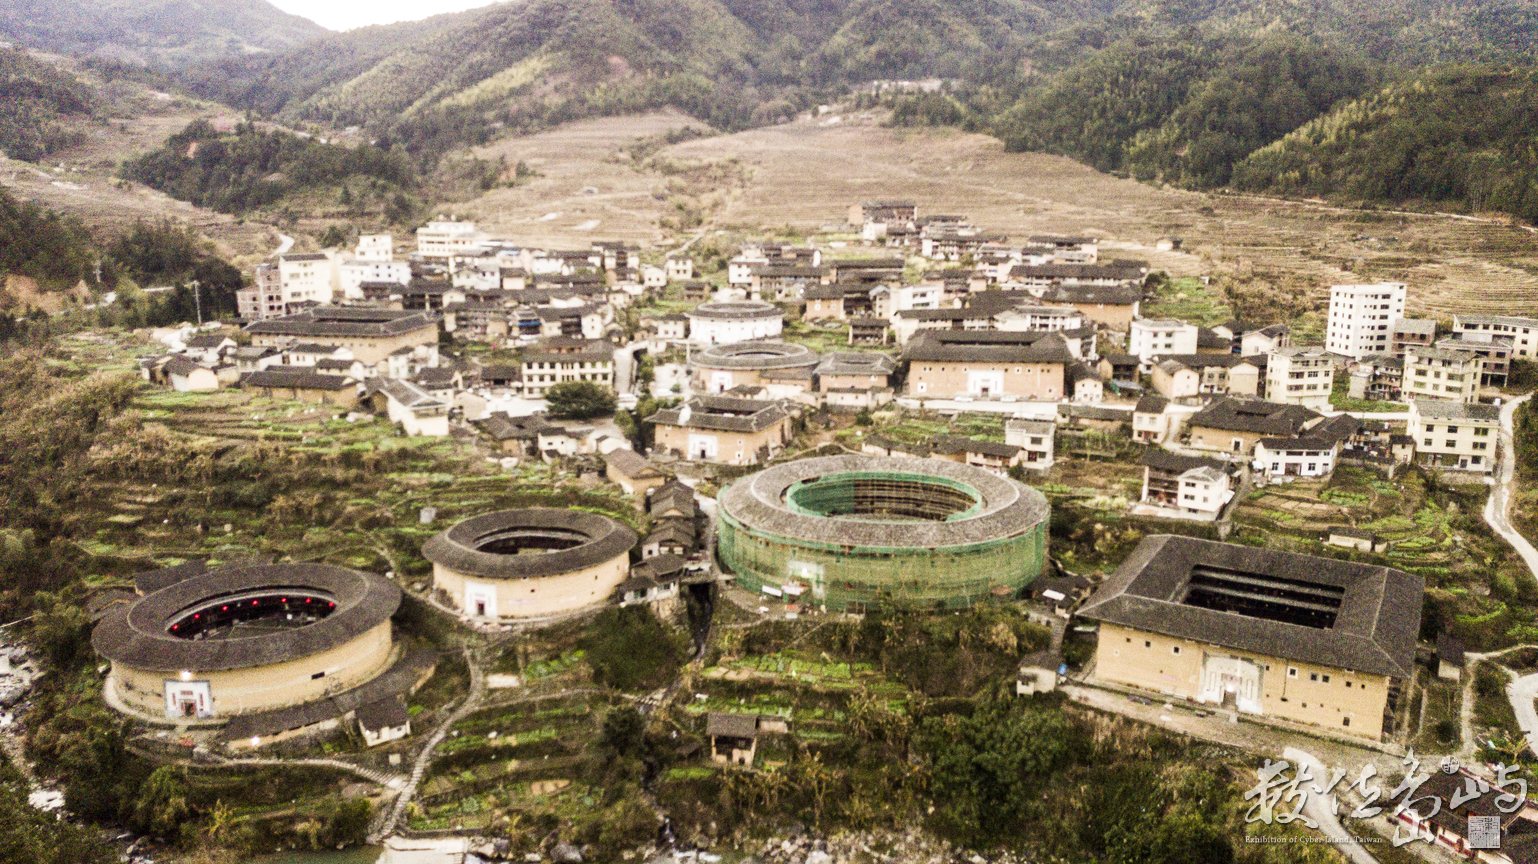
369 646 486 842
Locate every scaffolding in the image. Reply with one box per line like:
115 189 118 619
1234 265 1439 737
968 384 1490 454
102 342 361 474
718 469 1048 612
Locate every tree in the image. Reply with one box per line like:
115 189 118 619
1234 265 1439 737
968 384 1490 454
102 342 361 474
545 380 617 420
129 766 194 839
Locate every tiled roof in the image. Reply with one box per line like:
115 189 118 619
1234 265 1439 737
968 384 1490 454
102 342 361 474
1079 535 1422 677
246 307 437 338
242 369 356 391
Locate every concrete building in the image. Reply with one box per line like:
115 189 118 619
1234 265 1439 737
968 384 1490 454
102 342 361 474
236 262 285 322
687 301 784 345
278 253 336 307
356 233 393 261
1265 346 1334 410
1253 436 1341 480
1138 450 1231 519
339 259 410 299
1403 346 1482 403
1390 318 1437 358
1409 400 1500 473
665 255 694 281
423 509 637 620
1239 324 1290 357
648 396 795 465
1436 334 1511 387
1129 318 1199 368
520 347 615 398
1325 282 1406 359
416 220 488 259
1453 313 1538 360
1005 418 1056 471
1080 535 1421 741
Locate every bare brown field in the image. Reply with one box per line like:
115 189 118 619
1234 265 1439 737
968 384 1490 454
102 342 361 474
463 108 706 247
445 109 1538 315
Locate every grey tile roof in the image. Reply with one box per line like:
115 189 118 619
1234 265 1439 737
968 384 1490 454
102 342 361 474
646 396 790 433
133 560 209 596
903 330 1075 364
355 695 410 732
423 509 637 580
1139 449 1228 474
1135 394 1170 414
604 448 661 479
1079 535 1421 677
1413 401 1500 422
692 341 818 371
246 307 437 338
816 352 897 377
221 648 435 740
242 369 356 391
706 712 760 738
1037 284 1141 305
688 301 783 320
92 564 401 672
1187 398 1319 435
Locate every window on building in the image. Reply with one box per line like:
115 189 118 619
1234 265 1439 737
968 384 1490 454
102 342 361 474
1287 667 1298 678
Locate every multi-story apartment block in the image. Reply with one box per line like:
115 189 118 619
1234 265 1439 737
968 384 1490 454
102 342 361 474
519 347 615 398
1403 346 1482 403
278 253 336 307
1437 334 1512 387
416 220 488 259
1409 400 1499 473
1265 346 1335 411
356 234 393 261
1128 318 1199 368
1453 313 1538 359
340 259 411 299
1326 282 1406 359
235 262 285 321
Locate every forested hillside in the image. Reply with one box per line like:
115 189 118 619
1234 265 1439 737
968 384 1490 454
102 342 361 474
0 48 96 162
1232 66 1538 222
0 188 102 292
120 119 420 219
0 0 327 68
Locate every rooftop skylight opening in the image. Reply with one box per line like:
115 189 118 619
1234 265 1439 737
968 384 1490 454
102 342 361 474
1180 565 1344 629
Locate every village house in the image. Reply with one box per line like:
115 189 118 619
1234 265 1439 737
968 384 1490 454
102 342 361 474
1138 450 1232 519
665 255 694 281
1132 394 1177 444
928 436 1025 476
641 523 694 559
1264 346 1334 410
368 378 450 436
1184 398 1321 456
241 369 360 406
1250 414 1359 482
1409 399 1499 473
847 317 891 345
902 330 1074 400
1351 354 1403 401
1403 345 1482 403
1434 634 1464 682
603 448 667 497
707 712 764 766
1390 318 1437 358
647 396 795 465
415 219 489 259
1033 284 1141 331
849 200 918 225
1005 417 1056 471
1129 318 1200 368
617 555 683 614
356 697 411 747
1098 352 1140 384
278 252 337 307
1239 323 1290 356
1080 535 1422 741
656 313 689 341
475 412 548 455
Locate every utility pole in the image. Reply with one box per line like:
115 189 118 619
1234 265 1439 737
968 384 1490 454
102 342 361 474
190 279 202 325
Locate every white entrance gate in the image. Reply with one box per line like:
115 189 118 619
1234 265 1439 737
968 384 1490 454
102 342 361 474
1197 654 1263 714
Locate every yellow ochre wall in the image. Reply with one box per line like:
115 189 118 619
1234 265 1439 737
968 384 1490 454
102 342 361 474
433 551 630 619
1094 623 1391 740
110 620 394 718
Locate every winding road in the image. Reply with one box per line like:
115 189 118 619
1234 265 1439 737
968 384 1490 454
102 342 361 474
1485 394 1538 577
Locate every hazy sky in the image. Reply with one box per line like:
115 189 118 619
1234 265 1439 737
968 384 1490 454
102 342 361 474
267 0 502 32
